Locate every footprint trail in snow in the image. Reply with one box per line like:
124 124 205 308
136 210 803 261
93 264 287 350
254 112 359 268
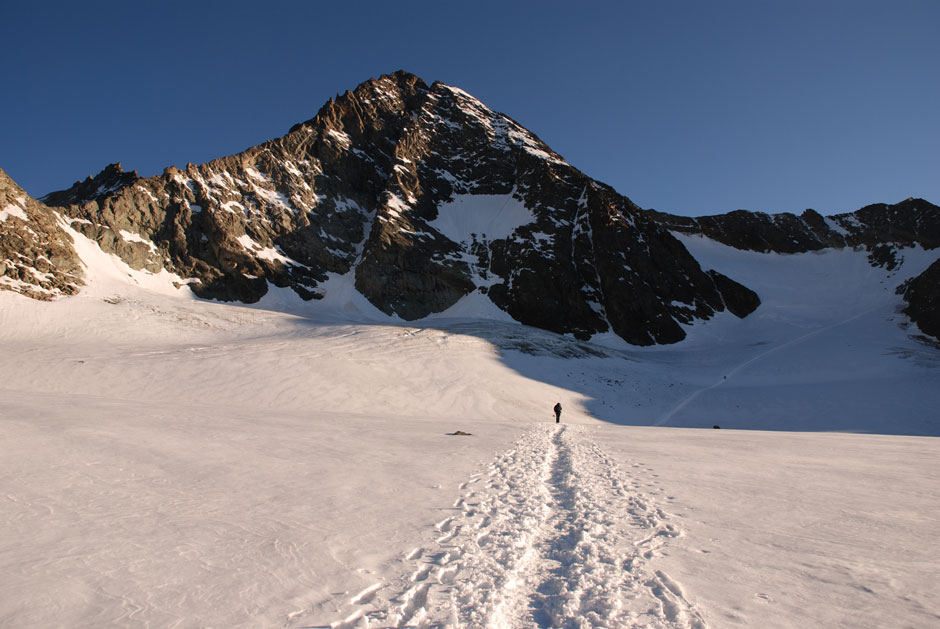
324 425 705 628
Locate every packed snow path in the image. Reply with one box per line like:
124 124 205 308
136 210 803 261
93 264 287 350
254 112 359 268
324 425 705 628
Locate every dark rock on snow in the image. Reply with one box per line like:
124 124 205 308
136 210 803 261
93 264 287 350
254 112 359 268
707 271 761 319
651 198 940 255
901 259 940 339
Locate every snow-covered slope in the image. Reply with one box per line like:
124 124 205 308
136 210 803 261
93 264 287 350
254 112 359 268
630 234 940 435
1 222 939 627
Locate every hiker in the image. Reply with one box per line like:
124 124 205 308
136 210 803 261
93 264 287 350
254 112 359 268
554 402 562 423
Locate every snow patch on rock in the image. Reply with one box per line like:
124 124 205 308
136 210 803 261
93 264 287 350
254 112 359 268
430 194 534 244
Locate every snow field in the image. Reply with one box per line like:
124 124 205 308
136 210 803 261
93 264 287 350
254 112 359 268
1 221 939 627
0 385 535 629
604 427 940 629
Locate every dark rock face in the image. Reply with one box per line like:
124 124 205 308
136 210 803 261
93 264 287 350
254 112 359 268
847 199 940 250
33 70 758 345
41 162 139 207
0 168 83 300
707 271 761 319
902 259 940 339
651 199 940 255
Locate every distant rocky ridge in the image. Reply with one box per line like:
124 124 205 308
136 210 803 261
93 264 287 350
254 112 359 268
649 198 940 336
3 71 938 344
650 198 939 264
41 162 140 208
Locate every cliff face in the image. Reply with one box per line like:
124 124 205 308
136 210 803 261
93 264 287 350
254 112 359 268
0 168 83 300
900 258 940 340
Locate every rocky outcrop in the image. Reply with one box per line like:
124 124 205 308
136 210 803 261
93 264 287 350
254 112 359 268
846 199 940 250
41 162 139 208
902 259 940 339
35 71 758 345
0 168 83 299
707 271 761 319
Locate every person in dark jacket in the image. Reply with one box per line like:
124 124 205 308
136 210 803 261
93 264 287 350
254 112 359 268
554 402 562 423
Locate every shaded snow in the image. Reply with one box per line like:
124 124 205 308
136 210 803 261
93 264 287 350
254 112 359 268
423 289 518 324
430 194 534 243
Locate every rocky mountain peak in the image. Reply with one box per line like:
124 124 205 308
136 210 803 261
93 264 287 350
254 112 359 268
41 162 139 208
9 71 939 344
289 70 429 137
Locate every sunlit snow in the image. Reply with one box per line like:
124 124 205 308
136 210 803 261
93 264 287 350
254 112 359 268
0 197 28 222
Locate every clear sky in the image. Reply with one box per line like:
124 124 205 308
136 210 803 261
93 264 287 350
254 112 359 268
3 1 937 217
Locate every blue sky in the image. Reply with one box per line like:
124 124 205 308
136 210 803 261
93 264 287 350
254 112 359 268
3 1 937 217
